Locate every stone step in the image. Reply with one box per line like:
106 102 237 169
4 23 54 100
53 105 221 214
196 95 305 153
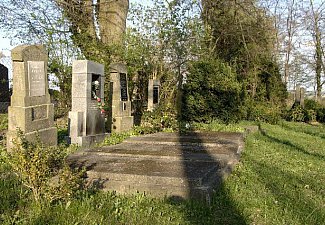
87 142 241 159
124 132 243 144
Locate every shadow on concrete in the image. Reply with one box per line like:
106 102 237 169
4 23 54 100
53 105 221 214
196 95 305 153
67 159 108 191
166 129 247 225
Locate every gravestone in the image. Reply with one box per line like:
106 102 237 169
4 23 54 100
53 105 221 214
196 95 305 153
295 85 305 106
69 60 108 147
0 64 10 113
108 63 133 133
147 79 160 112
7 45 57 150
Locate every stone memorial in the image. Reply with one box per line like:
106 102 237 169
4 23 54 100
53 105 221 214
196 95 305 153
108 63 133 133
0 64 10 113
7 45 57 150
295 85 305 106
147 78 160 111
69 60 108 147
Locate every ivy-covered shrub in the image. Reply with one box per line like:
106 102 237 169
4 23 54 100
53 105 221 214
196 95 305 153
182 59 241 123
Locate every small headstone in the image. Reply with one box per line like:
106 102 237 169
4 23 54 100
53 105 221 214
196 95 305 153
7 45 57 150
0 64 10 113
147 79 160 112
69 60 108 147
108 63 133 133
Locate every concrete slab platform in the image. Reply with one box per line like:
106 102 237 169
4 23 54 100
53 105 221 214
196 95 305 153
67 131 244 201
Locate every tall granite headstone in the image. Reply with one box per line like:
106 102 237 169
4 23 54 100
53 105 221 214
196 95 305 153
7 45 57 150
295 85 305 106
108 63 133 133
69 60 108 147
147 79 160 112
0 64 10 113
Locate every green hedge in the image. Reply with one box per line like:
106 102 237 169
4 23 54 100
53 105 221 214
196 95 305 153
181 59 241 123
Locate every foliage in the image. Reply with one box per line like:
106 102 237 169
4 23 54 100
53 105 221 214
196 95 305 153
304 99 325 123
126 0 205 119
285 99 325 123
140 108 178 132
286 104 306 122
202 0 287 109
243 99 284 124
5 131 84 204
0 114 8 131
100 131 135 147
191 120 245 132
182 58 241 123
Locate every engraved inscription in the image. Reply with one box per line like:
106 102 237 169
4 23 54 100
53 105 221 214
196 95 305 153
32 105 48 121
28 61 46 97
120 73 128 101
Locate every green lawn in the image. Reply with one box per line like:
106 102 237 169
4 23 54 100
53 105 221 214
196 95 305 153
1 121 325 224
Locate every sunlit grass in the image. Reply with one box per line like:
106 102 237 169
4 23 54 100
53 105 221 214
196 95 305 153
1 120 324 224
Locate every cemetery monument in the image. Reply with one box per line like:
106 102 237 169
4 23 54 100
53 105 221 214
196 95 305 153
7 45 57 150
69 60 108 147
108 63 133 133
147 78 160 111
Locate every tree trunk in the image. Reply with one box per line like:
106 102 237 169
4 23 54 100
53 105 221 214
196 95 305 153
56 0 129 60
310 0 323 101
98 0 129 45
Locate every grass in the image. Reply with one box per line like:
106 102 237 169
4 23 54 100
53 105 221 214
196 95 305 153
1 120 325 224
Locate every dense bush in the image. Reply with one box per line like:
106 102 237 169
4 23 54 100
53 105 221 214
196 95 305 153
285 104 306 122
139 108 178 133
285 99 325 123
182 59 241 123
244 100 284 124
304 99 325 122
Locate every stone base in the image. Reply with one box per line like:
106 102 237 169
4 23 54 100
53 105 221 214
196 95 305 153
72 133 110 148
68 132 244 202
7 127 57 151
111 116 133 133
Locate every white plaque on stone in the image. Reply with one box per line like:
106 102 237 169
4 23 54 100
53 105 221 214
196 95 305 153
28 61 46 97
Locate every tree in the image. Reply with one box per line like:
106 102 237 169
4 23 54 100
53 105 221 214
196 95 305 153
304 0 325 101
0 0 80 114
56 0 129 62
126 0 205 118
202 0 286 102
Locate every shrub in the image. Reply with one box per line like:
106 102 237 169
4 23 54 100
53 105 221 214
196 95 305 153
286 104 305 122
6 131 84 204
245 100 283 124
304 99 325 123
0 114 8 131
139 108 178 133
182 59 241 123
